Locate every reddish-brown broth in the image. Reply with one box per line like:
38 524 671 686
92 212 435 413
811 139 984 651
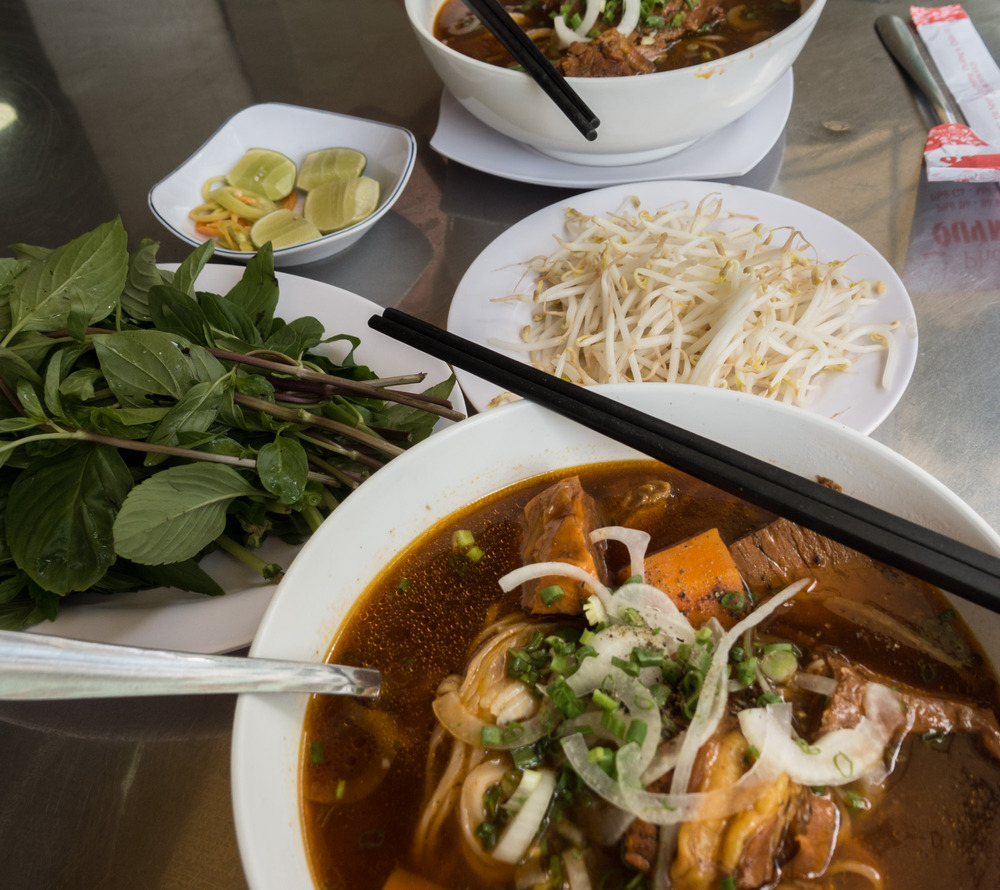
433 0 802 75
300 460 1000 890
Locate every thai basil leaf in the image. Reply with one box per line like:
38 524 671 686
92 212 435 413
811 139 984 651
15 378 46 421
379 375 458 446
0 257 26 290
131 559 226 597
257 434 309 505
0 346 44 387
93 330 226 407
7 244 51 262
149 284 212 345
7 443 133 593
143 378 230 467
169 239 214 297
8 218 127 335
121 238 165 321
199 291 264 346
264 314 326 359
225 242 278 337
59 367 106 401
112 463 260 565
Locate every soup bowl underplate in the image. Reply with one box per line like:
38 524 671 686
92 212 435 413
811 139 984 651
404 0 827 166
231 383 1000 889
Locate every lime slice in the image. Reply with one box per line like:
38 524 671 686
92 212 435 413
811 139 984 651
304 176 380 233
227 148 297 201
209 185 277 221
296 148 367 191
250 209 322 249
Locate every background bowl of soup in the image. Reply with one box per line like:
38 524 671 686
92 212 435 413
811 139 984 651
231 383 1000 889
404 0 827 165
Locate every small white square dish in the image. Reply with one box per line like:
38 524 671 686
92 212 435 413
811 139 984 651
148 103 417 267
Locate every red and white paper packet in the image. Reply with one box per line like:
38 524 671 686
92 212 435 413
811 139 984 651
912 5 1000 182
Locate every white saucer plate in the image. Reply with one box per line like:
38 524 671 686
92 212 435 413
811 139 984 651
430 70 793 188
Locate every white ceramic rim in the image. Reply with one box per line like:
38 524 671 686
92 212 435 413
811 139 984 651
406 0 827 92
231 382 1000 890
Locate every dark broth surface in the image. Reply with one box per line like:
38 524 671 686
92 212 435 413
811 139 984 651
300 461 1000 890
433 0 802 75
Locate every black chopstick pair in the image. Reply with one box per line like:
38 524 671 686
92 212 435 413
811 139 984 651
462 0 600 141
369 308 1000 617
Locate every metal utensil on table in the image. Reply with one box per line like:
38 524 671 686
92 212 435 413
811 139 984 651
0 630 380 700
875 14 965 126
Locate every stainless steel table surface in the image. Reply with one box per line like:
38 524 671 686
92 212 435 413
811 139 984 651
2 1 999 887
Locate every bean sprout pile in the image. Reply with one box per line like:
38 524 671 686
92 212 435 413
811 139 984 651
492 195 900 406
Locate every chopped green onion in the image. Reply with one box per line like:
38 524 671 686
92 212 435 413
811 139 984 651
632 646 664 668
592 688 618 712
310 741 324 764
466 545 484 563
833 751 855 777
720 590 746 612
511 744 542 770
452 529 475 549
587 745 615 776
625 718 648 746
611 655 640 677
358 829 385 849
601 708 627 739
397 578 412 591
480 725 503 748
539 585 565 605
474 821 498 851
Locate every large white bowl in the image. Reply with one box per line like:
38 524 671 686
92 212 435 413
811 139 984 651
149 103 417 267
231 383 1000 890
405 0 826 166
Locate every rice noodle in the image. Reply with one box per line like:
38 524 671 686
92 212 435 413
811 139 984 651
492 195 898 406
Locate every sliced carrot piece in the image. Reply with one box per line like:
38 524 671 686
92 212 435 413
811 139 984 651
643 528 748 629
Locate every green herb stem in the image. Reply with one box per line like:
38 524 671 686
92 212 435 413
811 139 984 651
211 348 463 420
234 392 405 457
214 533 284 581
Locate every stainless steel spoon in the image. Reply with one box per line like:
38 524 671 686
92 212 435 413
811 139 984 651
0 630 380 700
875 14 965 127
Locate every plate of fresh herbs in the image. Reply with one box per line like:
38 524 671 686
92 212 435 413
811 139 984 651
0 219 463 652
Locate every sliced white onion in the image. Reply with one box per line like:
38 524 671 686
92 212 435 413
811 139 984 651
554 0 603 48
739 684 902 787
669 579 811 796
597 581 695 647
561 735 781 826
493 768 558 864
590 525 651 579
563 849 593 890
617 0 641 37
794 672 839 697
499 561 611 600
433 690 557 749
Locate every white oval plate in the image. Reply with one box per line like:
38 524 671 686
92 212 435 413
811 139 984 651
231 383 1000 890
447 180 918 434
25 264 464 654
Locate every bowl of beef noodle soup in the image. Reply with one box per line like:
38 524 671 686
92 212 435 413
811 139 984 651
404 0 827 164
231 383 1000 890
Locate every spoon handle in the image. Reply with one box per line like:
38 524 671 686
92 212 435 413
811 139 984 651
875 15 964 127
0 630 380 700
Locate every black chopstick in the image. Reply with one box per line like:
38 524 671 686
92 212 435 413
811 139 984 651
368 308 1000 615
462 0 600 141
